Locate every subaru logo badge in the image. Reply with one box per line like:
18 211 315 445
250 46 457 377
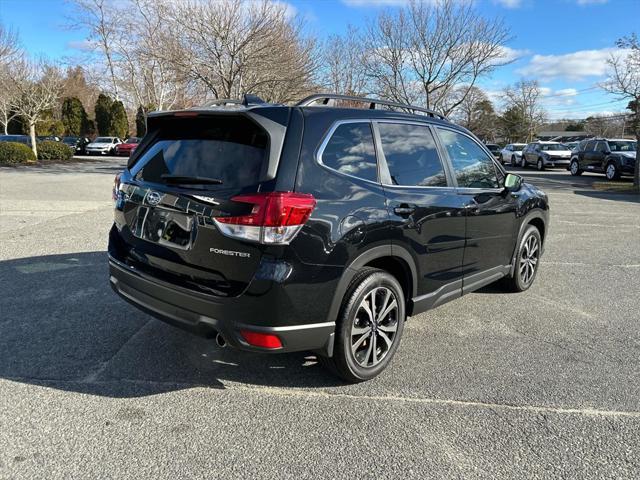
146 191 162 206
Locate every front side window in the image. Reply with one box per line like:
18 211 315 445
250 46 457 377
437 128 499 189
321 122 378 182
595 141 607 152
585 140 596 151
378 123 447 187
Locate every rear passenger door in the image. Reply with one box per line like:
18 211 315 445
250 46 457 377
375 121 467 308
435 127 518 291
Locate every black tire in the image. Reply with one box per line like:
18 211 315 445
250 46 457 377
569 159 582 176
605 161 620 181
536 158 544 171
319 267 405 383
520 156 527 168
511 155 517 167
501 225 542 293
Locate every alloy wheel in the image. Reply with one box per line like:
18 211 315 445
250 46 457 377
570 161 578 175
519 234 539 285
350 287 399 368
606 163 617 180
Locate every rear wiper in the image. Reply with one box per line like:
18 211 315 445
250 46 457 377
160 175 223 185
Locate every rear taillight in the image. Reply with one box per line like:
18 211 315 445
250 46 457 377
214 192 316 245
112 173 122 201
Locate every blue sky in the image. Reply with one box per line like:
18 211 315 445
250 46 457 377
1 0 638 119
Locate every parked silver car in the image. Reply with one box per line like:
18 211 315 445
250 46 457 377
85 137 122 155
500 143 527 166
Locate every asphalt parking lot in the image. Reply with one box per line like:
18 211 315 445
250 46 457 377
1 157 639 479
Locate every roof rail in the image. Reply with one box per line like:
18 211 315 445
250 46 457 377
201 94 267 108
296 94 447 121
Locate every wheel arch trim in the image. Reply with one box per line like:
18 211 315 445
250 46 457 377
325 245 418 324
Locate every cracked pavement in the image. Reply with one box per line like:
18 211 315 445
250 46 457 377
1 159 639 479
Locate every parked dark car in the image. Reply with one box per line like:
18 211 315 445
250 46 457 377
569 138 637 180
485 143 502 161
521 141 572 170
0 134 34 147
108 94 549 382
37 136 61 143
62 136 91 155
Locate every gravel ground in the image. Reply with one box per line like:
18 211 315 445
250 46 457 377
1 158 639 479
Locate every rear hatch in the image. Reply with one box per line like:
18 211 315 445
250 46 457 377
111 109 289 297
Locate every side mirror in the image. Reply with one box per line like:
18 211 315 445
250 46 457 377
504 173 523 192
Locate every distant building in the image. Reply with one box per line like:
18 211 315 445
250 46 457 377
537 131 591 142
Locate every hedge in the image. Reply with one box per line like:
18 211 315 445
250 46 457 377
37 141 74 161
0 142 36 164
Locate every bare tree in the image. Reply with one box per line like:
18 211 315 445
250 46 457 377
603 34 640 189
0 23 22 134
452 86 497 141
72 0 121 100
363 0 511 115
584 114 626 138
321 26 369 96
156 0 317 103
0 23 19 61
4 60 63 156
503 80 546 142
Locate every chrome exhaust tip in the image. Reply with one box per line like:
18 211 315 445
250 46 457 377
215 332 227 348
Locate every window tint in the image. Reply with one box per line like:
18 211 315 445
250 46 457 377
595 141 607 152
437 128 499 189
585 140 596 151
132 116 268 189
322 123 378 182
378 123 447 187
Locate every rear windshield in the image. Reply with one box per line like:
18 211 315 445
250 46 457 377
131 116 268 189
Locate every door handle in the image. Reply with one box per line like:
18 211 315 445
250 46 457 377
393 205 415 216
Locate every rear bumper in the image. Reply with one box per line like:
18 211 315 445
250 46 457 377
108 256 335 354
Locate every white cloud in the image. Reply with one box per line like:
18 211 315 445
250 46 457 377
497 46 530 63
517 48 628 81
493 0 522 8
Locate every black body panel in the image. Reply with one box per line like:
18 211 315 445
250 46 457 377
108 102 549 356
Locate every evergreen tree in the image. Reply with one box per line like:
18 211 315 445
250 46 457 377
94 93 113 135
135 104 155 137
61 97 88 136
136 105 146 137
110 100 129 138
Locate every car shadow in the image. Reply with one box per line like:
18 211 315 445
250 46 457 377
0 158 125 175
0 252 344 398
573 189 639 204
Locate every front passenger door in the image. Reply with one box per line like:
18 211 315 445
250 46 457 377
436 128 518 291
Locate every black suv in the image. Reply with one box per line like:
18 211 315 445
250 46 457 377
108 94 549 382
569 138 637 180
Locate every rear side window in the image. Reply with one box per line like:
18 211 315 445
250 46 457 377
132 116 268 189
378 122 447 187
437 128 499 189
321 123 378 182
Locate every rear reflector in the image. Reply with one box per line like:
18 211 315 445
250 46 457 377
214 192 316 245
240 330 282 349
